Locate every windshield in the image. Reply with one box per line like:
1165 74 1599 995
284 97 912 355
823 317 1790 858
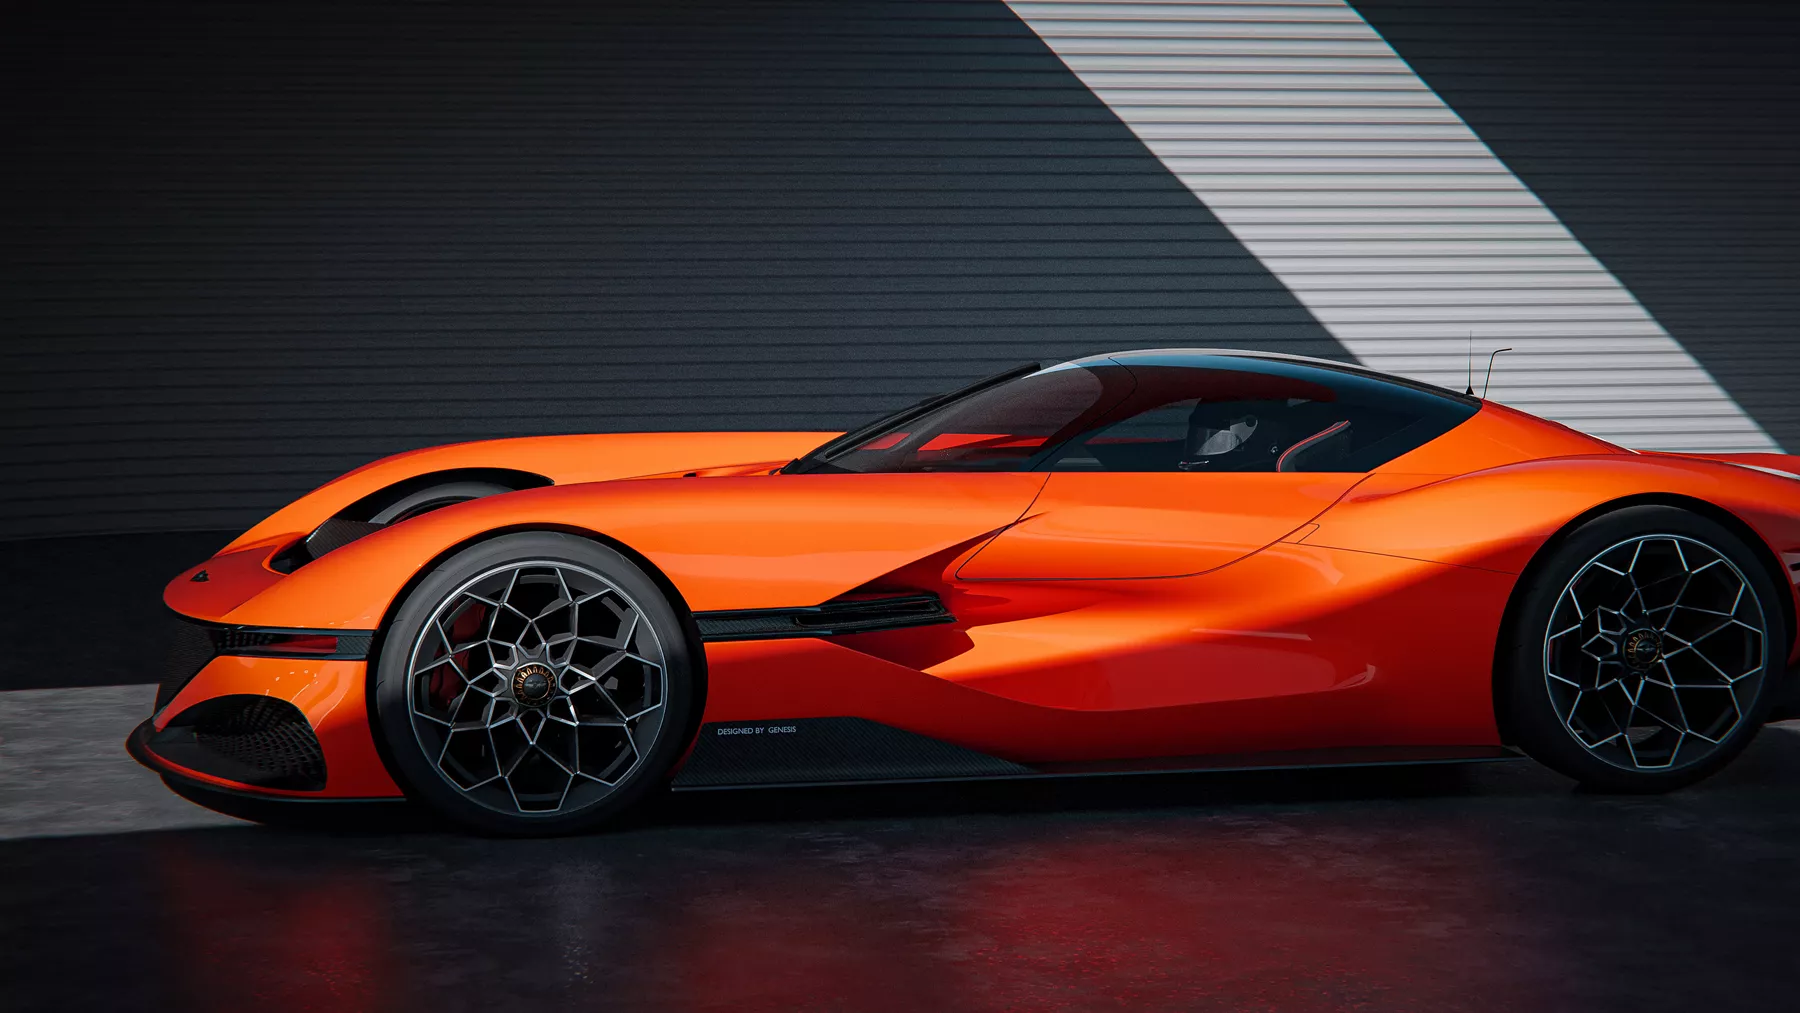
785 352 1479 475
783 363 1042 475
793 364 1134 474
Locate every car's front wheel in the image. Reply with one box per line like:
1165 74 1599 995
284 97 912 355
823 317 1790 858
372 532 700 834
1500 505 1786 792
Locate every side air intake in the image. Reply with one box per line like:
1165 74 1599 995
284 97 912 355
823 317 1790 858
149 695 327 791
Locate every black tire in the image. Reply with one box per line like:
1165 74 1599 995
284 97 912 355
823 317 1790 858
1500 505 1787 792
372 532 700 835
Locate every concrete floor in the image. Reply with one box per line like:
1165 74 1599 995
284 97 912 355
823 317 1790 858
4 685 1800 1012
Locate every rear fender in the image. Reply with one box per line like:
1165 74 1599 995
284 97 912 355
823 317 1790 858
1303 454 1800 661
1307 455 1800 571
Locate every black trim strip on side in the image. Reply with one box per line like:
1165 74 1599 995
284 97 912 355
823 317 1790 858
693 593 955 643
673 717 1032 788
669 718 1526 792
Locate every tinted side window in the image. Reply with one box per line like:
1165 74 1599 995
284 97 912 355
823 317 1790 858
823 365 1130 473
1046 362 1474 473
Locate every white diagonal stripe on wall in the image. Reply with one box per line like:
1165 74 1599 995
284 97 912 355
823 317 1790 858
1006 0 1778 451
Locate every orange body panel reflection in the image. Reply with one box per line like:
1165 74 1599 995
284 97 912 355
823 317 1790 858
702 542 1508 762
959 472 1364 579
142 394 1800 801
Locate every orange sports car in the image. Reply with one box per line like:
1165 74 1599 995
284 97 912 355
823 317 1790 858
129 349 1800 834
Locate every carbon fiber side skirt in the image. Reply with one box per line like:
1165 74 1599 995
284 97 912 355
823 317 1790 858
670 717 1522 790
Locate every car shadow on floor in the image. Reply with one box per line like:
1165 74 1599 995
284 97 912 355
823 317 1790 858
9 728 1800 1013
178 720 1800 838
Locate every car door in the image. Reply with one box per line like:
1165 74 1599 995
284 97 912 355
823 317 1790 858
749 353 1482 760
924 355 1480 731
956 471 1359 579
956 360 1368 580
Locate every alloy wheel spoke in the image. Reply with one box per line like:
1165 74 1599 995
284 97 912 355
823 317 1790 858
405 559 669 817
1544 533 1765 773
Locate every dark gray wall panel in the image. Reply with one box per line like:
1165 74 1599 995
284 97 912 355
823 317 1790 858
1353 0 1800 451
0 531 233 690
1005 0 1777 453
0 0 1341 539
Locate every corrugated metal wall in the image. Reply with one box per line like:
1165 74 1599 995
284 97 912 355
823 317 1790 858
1005 0 1775 452
1353 0 1800 458
4 0 1798 541
0 0 1342 539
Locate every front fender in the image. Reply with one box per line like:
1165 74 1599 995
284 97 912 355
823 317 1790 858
191 472 1045 630
222 431 835 554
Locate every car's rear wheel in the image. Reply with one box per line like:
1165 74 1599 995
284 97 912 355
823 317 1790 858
372 532 699 834
1500 505 1786 792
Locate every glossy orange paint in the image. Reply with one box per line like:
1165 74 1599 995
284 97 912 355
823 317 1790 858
1307 453 1800 582
1377 400 1619 475
224 430 836 554
164 541 286 618
148 393 1800 800
200 471 1047 627
958 472 1364 580
696 541 1513 761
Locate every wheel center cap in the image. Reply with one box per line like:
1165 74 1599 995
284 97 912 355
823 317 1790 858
1622 628 1663 672
511 663 554 706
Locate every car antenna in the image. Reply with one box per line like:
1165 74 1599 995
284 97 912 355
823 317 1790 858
1482 347 1514 399
1464 332 1475 396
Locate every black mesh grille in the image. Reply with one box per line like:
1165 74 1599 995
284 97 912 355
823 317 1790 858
193 698 327 789
151 695 327 791
157 620 216 711
213 629 282 653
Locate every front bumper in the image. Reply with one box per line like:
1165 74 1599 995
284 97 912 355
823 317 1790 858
133 631 403 799
128 719 409 825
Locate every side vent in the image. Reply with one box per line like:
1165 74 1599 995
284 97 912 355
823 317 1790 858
270 518 383 573
694 593 955 642
270 469 550 573
305 517 385 559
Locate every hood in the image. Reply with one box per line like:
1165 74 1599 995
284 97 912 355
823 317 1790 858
223 430 835 557
172 432 834 617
